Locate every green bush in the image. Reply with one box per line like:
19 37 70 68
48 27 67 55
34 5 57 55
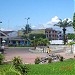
0 54 4 65
35 57 40 64
48 58 52 63
12 56 22 69
12 56 28 75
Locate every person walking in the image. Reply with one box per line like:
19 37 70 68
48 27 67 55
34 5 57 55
47 46 51 54
1 44 5 54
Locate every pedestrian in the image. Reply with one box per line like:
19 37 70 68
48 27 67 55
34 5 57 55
47 46 51 54
1 44 5 54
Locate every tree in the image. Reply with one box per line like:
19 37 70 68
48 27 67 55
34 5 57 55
29 34 46 40
67 33 75 40
68 42 75 53
54 19 72 45
73 13 75 31
31 38 50 49
37 38 50 46
21 24 32 40
33 38 50 46
21 24 32 46
22 24 32 34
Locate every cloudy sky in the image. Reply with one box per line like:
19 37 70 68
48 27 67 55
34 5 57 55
0 0 74 33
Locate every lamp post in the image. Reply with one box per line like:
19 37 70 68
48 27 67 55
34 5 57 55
0 21 2 47
25 17 30 24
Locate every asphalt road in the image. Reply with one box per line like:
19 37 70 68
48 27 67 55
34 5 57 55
5 47 34 53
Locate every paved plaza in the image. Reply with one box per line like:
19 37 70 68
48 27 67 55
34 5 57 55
4 46 75 64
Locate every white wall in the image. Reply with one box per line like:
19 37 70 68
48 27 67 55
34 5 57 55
50 40 64 44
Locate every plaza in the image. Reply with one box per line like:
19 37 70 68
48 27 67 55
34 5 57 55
4 46 74 64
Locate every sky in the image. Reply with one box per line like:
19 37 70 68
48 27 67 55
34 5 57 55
0 0 74 33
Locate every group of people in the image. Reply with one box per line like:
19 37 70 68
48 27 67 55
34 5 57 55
43 46 51 54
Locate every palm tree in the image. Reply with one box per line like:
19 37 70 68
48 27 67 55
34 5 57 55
73 13 75 31
21 24 32 46
54 19 72 45
22 24 32 34
37 38 50 46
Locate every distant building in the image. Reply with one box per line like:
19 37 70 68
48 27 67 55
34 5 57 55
18 30 24 37
2 28 63 46
30 29 45 34
45 28 63 40
7 31 18 37
57 31 63 40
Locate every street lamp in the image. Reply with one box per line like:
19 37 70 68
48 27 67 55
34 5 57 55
25 17 30 25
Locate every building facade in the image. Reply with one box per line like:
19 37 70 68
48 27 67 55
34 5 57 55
2 30 31 46
45 28 63 40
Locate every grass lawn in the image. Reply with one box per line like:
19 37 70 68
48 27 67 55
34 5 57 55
0 59 75 75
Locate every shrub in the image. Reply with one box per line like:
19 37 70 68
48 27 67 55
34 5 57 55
12 56 28 75
35 57 40 64
12 56 22 69
0 54 4 65
48 58 52 63
59 56 63 62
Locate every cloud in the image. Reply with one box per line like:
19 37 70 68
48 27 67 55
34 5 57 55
47 16 60 25
32 24 45 29
32 16 73 33
31 25 36 28
31 16 60 29
39 16 61 30
64 18 72 22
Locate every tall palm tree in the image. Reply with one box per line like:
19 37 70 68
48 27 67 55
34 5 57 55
22 24 32 34
21 24 32 46
54 19 72 45
73 13 75 32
